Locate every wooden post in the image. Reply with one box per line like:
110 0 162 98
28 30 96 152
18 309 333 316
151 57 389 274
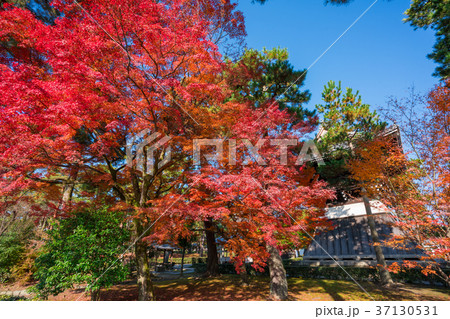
180 246 186 276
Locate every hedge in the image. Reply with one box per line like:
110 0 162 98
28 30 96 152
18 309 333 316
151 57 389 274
193 262 449 286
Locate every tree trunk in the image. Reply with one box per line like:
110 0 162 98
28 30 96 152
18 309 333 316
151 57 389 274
134 219 155 301
204 218 219 276
240 262 249 286
362 189 394 286
266 243 288 300
61 181 75 205
180 246 186 277
434 264 450 287
60 168 78 209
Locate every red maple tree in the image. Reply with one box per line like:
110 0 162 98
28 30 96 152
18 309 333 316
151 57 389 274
0 0 245 300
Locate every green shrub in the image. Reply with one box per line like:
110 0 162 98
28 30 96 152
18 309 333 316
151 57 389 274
193 262 449 286
0 219 34 283
0 294 28 301
284 265 449 285
32 206 131 300
192 257 206 264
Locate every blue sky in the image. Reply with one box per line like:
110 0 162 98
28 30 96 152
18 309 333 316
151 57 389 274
237 0 438 115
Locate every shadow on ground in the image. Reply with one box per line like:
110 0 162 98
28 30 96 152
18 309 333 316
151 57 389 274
97 275 450 301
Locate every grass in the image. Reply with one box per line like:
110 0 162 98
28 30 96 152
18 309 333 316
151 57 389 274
153 253 203 265
97 275 450 301
4 274 448 301
170 257 195 264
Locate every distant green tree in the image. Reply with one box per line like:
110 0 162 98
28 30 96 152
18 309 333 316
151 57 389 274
315 81 394 285
226 47 314 121
316 80 386 154
405 0 449 79
0 218 34 283
315 80 386 189
33 207 130 300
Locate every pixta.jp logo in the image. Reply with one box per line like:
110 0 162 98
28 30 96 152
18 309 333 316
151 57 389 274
126 130 324 175
193 138 324 166
126 129 172 175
